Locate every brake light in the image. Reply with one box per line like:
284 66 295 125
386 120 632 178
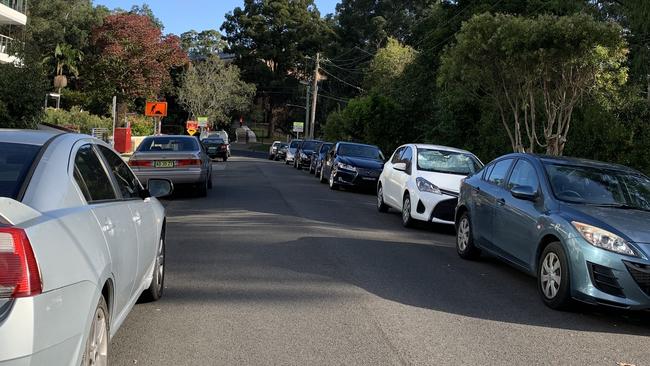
220 145 227 150
129 160 153 167
176 159 201 166
0 228 42 298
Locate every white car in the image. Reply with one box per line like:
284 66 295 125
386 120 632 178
377 144 483 227
0 130 171 365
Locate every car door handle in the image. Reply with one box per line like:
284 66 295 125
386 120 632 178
101 219 116 235
496 198 506 206
132 212 142 225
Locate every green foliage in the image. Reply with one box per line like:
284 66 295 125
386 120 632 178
177 56 256 126
0 62 48 129
180 30 226 60
43 107 113 134
127 115 155 136
364 38 416 92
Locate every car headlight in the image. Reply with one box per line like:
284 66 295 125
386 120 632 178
301 152 308 159
416 177 441 194
337 162 357 172
572 222 637 257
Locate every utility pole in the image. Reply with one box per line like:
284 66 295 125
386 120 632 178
309 52 320 139
305 83 311 137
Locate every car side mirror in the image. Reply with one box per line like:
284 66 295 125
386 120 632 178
393 162 407 172
510 185 537 201
147 179 174 198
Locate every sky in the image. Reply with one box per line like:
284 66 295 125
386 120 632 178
93 0 339 36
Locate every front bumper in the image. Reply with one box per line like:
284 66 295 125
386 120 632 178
0 282 97 366
298 156 311 167
133 167 206 186
409 191 458 225
332 168 381 188
567 238 650 310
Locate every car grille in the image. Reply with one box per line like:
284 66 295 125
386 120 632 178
588 262 625 297
357 168 380 178
624 261 650 297
431 198 457 222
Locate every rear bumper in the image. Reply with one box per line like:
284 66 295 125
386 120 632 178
133 168 205 185
207 151 227 159
0 282 98 366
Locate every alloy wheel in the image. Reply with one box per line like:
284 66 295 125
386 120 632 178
377 186 384 209
86 306 108 366
457 217 470 252
156 236 165 292
540 252 561 299
402 197 411 224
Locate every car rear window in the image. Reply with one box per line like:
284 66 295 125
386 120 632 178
204 138 224 144
0 143 41 199
138 137 199 152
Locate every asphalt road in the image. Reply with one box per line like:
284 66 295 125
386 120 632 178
111 148 650 366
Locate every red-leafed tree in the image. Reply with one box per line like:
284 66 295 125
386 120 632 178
91 13 188 112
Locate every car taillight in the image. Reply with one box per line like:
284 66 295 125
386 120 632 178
129 160 153 167
176 159 201 166
220 145 227 150
0 227 42 298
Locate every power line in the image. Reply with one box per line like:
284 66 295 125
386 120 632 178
319 67 365 92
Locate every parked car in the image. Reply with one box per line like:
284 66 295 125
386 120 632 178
268 140 283 160
285 139 303 165
129 135 213 197
203 137 229 161
294 139 322 169
456 153 650 310
320 142 384 190
310 142 333 175
0 129 171 365
378 144 483 227
276 143 289 161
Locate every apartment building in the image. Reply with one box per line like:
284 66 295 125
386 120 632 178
0 0 26 64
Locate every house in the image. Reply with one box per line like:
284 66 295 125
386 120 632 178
0 0 26 64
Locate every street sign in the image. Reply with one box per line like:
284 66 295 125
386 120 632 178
293 122 304 133
197 116 208 128
186 120 198 136
145 102 168 117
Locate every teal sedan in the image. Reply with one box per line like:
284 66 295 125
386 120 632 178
455 154 650 310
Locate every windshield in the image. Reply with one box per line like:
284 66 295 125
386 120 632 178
417 149 483 175
302 141 319 151
338 144 384 160
0 143 41 199
545 164 650 210
290 140 302 149
320 144 333 153
138 137 199 152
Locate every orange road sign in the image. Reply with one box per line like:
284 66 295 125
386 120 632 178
145 102 168 117
186 121 198 136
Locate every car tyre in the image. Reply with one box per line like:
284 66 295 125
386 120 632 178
456 212 481 259
401 194 414 227
538 242 572 310
197 178 208 197
377 184 389 213
81 296 109 366
223 156 228 162
329 170 339 190
309 165 315 174
319 167 327 183
207 173 213 189
141 230 165 302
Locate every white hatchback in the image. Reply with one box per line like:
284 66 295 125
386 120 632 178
377 144 483 226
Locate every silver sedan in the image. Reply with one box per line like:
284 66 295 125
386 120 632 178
0 129 171 366
129 135 213 197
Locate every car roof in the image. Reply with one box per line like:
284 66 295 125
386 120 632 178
0 129 61 146
535 154 638 173
412 143 477 156
144 135 196 139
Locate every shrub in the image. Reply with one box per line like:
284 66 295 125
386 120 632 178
43 106 112 134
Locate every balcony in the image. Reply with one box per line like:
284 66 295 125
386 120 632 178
0 0 27 26
0 33 18 64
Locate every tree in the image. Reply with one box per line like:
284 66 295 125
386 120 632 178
42 43 84 93
439 13 627 155
129 3 164 30
177 57 256 128
364 37 416 92
180 30 226 60
0 62 49 129
91 13 188 110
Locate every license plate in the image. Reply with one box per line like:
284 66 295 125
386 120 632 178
208 147 217 152
154 161 175 168
362 177 377 181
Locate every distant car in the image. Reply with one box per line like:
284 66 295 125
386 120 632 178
0 129 171 365
456 153 650 310
378 144 483 227
202 130 231 156
268 140 283 160
203 137 229 161
285 139 303 165
276 143 289 161
129 135 213 196
320 142 384 190
294 139 321 169
310 141 333 175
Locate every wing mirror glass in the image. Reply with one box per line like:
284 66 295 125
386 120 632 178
147 179 174 198
510 185 537 201
393 162 407 172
